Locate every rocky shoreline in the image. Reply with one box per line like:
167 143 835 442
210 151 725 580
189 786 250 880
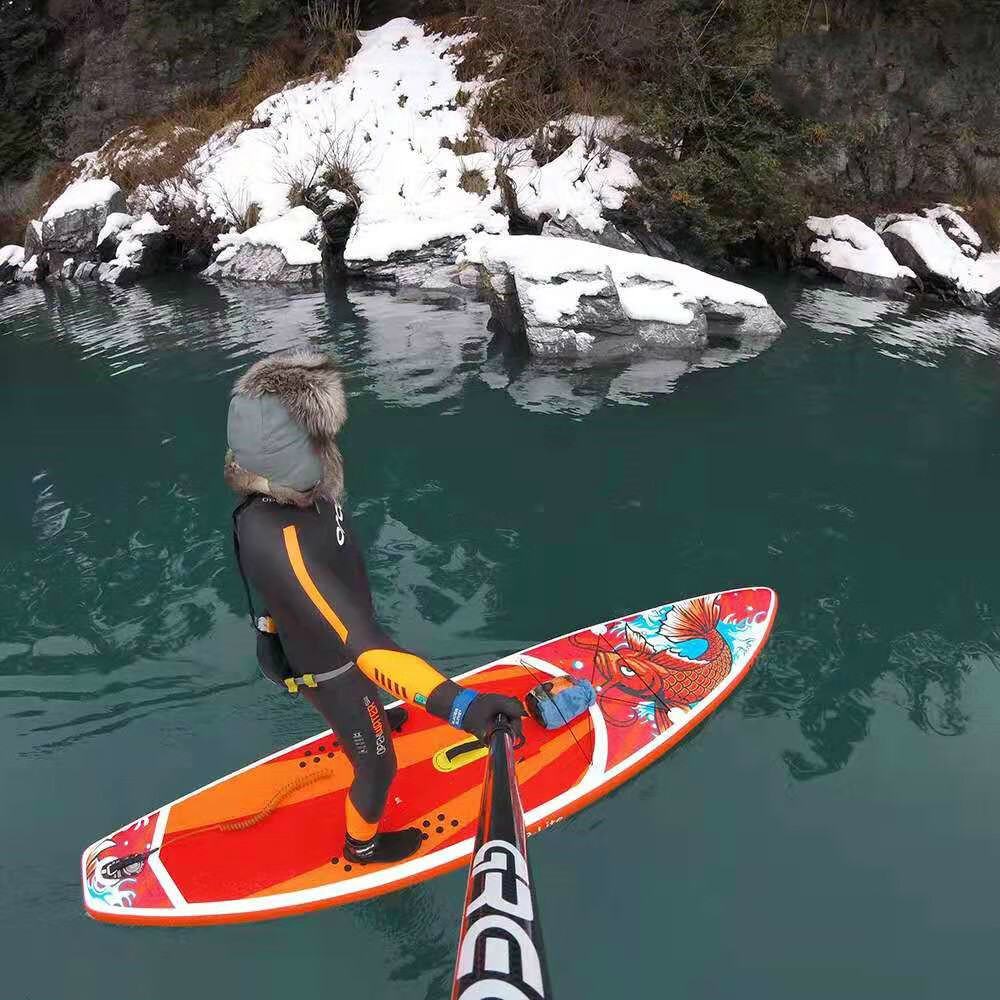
3 17 997 360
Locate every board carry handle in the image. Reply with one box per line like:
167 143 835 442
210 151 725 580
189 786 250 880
451 716 552 1000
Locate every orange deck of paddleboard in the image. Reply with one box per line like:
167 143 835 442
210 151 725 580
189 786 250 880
81 588 777 925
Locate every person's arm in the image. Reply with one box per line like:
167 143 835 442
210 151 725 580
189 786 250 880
280 523 522 738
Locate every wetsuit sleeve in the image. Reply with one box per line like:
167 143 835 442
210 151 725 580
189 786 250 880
280 523 453 708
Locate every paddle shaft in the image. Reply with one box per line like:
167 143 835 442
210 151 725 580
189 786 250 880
451 719 551 1000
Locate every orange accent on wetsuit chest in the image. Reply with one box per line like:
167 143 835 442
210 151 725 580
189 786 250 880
282 524 349 642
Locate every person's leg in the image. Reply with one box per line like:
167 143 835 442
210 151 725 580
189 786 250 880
302 667 421 863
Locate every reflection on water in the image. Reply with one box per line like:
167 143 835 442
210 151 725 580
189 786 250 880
794 285 1000 363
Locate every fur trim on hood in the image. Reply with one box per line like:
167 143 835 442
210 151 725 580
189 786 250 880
224 350 347 506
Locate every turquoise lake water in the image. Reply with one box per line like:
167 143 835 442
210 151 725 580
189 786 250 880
1 274 998 998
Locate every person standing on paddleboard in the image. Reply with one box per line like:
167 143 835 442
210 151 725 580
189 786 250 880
224 350 524 867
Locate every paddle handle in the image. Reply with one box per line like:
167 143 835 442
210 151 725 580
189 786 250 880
450 718 552 1000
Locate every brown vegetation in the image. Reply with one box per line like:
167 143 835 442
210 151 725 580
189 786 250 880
9 14 363 246
459 166 490 196
456 0 822 262
965 192 1000 251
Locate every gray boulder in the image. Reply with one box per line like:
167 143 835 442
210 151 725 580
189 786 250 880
466 235 781 360
205 207 322 283
541 215 640 254
74 261 99 282
96 212 137 261
206 243 320 283
98 260 138 287
344 235 465 287
41 178 126 256
802 215 919 295
0 245 25 283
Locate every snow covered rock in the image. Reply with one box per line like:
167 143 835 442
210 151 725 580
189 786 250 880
98 260 138 286
920 205 982 259
344 236 465 288
54 255 78 280
465 235 783 359
112 213 167 277
504 133 639 234
541 215 640 253
41 178 125 255
16 254 43 283
803 215 919 294
97 212 137 261
879 213 1000 308
0 245 25 283
205 206 322 282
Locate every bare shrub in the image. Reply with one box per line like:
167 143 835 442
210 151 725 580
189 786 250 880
270 111 368 210
965 193 1000 251
532 123 574 166
451 133 486 156
305 0 360 38
135 171 224 259
459 165 489 196
214 183 263 232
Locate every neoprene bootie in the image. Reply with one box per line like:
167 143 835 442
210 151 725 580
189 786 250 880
344 827 423 865
386 704 407 732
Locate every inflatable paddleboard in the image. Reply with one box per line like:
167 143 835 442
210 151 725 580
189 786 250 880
82 587 777 925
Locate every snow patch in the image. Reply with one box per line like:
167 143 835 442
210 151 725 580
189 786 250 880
522 278 609 324
213 206 322 266
805 215 915 280
97 213 136 247
43 178 121 221
1 245 25 268
882 215 999 295
465 233 769 326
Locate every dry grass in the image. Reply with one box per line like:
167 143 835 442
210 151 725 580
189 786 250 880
450 133 486 156
459 165 490 196
965 192 1000 250
215 184 263 233
532 123 575 166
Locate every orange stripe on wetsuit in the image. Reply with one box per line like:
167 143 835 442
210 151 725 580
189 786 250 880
281 524 449 705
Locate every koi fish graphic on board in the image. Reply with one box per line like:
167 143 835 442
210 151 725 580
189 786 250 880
572 596 733 730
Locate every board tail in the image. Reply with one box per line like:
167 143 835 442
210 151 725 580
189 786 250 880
664 596 720 642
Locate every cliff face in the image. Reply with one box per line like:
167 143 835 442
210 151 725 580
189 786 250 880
774 6 1000 201
56 2 286 162
3 1 998 261
0 1 292 182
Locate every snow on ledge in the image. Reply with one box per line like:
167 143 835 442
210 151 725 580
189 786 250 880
465 234 774 327
805 215 915 280
883 215 999 294
43 178 121 221
1 245 25 268
213 206 322 266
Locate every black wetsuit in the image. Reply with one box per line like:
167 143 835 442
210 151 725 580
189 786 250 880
234 495 444 832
